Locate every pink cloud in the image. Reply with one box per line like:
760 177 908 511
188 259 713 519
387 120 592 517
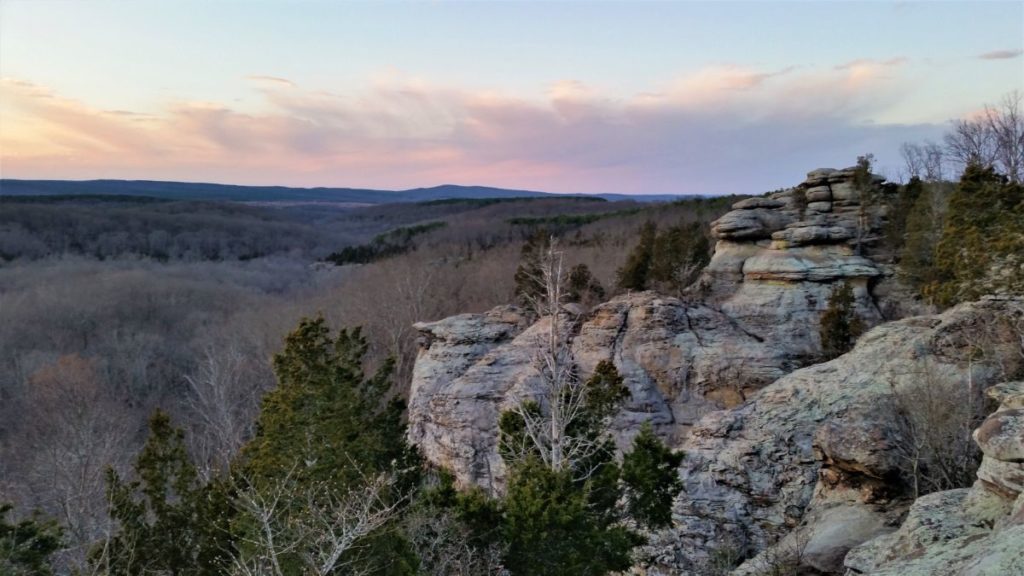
1 61 943 194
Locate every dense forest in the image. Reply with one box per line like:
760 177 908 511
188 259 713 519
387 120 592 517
2 94 1023 575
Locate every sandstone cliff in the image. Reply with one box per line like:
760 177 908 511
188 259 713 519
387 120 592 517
645 296 1023 575
407 167 1024 574
409 167 896 490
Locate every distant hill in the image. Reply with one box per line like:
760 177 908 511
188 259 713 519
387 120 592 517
0 179 685 204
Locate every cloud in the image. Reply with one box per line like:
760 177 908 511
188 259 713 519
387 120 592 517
977 49 1023 60
834 57 907 70
245 75 296 87
0 62 945 194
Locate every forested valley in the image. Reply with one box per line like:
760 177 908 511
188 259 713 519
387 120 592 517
2 94 1023 576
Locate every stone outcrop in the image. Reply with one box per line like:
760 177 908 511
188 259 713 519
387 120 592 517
698 166 896 360
409 167 898 490
407 165 1024 574
639 297 1024 575
409 292 798 490
845 380 1024 576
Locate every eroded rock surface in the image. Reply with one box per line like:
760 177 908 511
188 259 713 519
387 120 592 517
845 380 1024 576
640 297 1024 575
409 167 898 490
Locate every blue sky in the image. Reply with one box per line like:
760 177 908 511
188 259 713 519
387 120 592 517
2 0 1022 194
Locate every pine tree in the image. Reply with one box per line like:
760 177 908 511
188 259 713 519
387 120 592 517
819 283 865 360
0 504 62 576
567 263 605 306
648 222 710 294
617 221 658 291
928 163 1024 306
621 423 683 529
234 316 419 576
98 410 234 576
899 180 947 296
514 231 551 308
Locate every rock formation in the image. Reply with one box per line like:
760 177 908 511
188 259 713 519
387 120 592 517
697 166 898 358
644 296 1023 575
407 166 1024 574
409 167 896 490
844 380 1024 576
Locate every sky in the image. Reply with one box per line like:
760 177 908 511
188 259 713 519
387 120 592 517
1 1 1022 195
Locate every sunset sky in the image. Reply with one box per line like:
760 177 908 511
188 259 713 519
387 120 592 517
1 1 1022 195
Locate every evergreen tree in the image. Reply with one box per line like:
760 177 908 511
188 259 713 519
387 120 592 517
497 361 683 576
567 263 605 306
648 222 711 294
235 316 419 576
853 154 876 255
928 163 1024 306
884 176 924 253
514 231 551 308
0 504 62 576
621 423 683 529
899 180 947 295
97 410 234 576
617 221 658 291
501 458 638 576
819 283 865 360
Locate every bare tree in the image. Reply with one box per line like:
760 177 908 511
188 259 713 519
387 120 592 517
503 238 616 478
945 91 1024 181
231 468 406 576
19 354 132 573
184 343 264 479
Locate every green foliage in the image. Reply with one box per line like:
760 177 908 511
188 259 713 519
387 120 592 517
648 222 711 294
853 154 877 255
240 317 417 491
98 410 234 576
928 163 1024 306
325 221 446 265
513 230 551 308
621 424 684 529
0 504 62 576
235 316 420 576
616 221 658 291
884 177 924 253
493 361 681 575
507 207 643 228
819 283 865 360
567 263 605 306
618 221 710 293
898 180 948 295
501 457 639 576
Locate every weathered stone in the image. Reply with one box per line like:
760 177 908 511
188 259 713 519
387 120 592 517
988 381 1024 411
801 504 894 573
805 185 832 202
806 200 832 213
710 207 795 240
974 409 1024 462
732 197 786 210
647 298 1024 575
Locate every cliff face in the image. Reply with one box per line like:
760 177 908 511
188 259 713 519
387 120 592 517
845 380 1024 576
409 167 895 490
646 296 1024 575
406 168 1024 573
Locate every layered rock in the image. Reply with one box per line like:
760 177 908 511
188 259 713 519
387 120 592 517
409 167 899 491
409 292 797 490
640 297 1024 575
842 379 1024 575
698 166 895 359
